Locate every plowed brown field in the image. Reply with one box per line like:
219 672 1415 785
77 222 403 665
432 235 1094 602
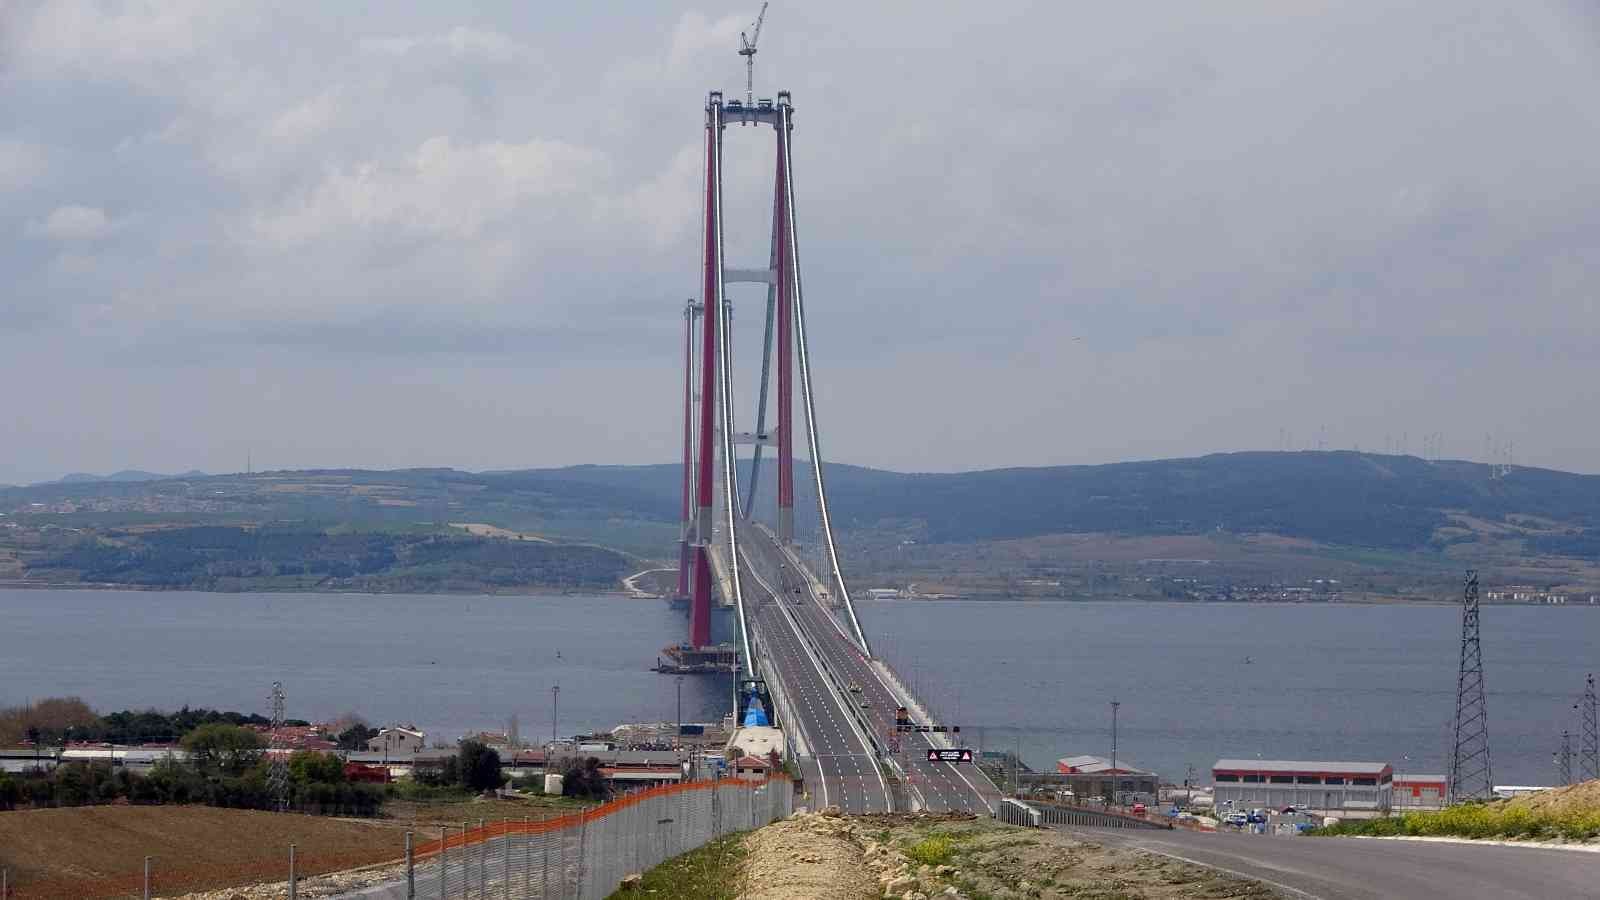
0 806 407 898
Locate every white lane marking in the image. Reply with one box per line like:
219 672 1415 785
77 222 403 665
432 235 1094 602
1086 838 1322 900
745 547 890 811
785 575 997 813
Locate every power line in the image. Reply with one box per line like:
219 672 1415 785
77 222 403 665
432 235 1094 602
1580 674 1598 783
1448 571 1492 804
267 682 289 813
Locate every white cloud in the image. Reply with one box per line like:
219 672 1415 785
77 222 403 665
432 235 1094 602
358 26 523 63
27 205 116 240
17 0 254 77
667 12 745 69
266 90 341 144
248 135 603 247
0 140 48 191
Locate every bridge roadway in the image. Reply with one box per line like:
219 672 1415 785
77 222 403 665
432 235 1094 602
737 546 890 813
739 525 999 814
1063 826 1600 899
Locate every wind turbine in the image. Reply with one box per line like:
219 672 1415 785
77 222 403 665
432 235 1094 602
738 2 769 105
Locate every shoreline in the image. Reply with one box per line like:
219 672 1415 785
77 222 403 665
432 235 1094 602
0 580 637 598
4 581 1592 608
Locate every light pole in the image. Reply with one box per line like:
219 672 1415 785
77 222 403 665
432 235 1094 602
1110 699 1121 807
551 684 560 746
675 676 684 751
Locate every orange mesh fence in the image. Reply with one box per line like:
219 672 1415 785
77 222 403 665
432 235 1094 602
8 775 793 898
413 774 793 859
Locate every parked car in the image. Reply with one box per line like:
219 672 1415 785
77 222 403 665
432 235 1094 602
1131 803 1147 816
1224 813 1249 827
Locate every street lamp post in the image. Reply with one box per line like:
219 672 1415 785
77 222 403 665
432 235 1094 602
551 684 560 746
1110 699 1121 807
675 676 684 751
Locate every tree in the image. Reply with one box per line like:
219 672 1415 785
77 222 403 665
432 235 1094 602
457 740 504 792
336 722 379 751
182 723 265 776
0 772 19 810
0 697 98 745
561 756 610 801
289 750 345 785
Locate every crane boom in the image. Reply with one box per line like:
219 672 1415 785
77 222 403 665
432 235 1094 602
749 3 767 48
739 2 770 105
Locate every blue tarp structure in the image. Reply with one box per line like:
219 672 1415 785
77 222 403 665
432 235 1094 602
741 690 770 727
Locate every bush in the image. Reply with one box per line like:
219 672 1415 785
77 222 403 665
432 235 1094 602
289 750 346 785
0 772 20 810
1316 803 1600 841
561 757 610 801
458 740 505 792
906 834 955 866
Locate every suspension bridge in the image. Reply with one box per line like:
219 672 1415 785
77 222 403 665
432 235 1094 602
672 87 1000 815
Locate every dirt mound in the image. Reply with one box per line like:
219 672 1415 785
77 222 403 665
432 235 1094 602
740 810 877 900
736 809 1273 900
1507 779 1600 816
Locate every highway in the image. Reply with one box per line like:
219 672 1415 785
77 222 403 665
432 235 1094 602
740 525 999 814
1059 827 1600 899
737 544 890 813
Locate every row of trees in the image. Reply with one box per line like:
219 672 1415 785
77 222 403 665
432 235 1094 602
0 746 383 816
0 697 312 747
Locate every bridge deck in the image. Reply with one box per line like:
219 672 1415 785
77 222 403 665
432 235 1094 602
739 524 998 814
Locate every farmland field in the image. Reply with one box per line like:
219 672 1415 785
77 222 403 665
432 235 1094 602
0 805 407 898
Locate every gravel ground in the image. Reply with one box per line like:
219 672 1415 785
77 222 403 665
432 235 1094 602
731 809 1276 900
741 809 876 900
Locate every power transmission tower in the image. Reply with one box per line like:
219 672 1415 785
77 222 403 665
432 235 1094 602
1556 730 1574 786
267 682 290 812
1581 674 1598 782
1448 571 1493 803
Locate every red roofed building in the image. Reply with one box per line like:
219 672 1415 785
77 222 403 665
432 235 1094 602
732 756 771 782
1055 755 1159 803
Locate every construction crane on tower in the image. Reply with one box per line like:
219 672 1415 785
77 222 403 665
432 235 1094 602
738 3 769 106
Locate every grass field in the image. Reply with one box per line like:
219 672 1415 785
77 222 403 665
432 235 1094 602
1316 780 1600 842
0 805 409 898
603 832 749 900
380 791 590 830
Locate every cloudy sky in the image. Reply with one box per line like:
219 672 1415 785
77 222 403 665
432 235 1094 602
3 1 1599 484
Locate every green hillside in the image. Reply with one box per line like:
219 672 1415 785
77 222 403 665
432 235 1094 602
6 451 1599 561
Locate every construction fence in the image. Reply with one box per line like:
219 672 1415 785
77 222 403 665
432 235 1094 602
995 798 1172 831
0 776 792 900
351 775 794 900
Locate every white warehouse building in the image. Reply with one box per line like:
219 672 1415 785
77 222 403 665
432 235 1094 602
1212 759 1393 818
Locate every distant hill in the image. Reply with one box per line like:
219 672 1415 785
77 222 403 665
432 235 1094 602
6 453 1600 559
51 470 209 485
514 452 1600 556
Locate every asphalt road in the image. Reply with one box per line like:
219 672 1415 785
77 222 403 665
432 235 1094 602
740 525 998 814
738 544 890 814
1062 826 1600 899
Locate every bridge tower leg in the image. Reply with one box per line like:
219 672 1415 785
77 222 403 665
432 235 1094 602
774 133 796 544
677 298 698 597
689 98 721 649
